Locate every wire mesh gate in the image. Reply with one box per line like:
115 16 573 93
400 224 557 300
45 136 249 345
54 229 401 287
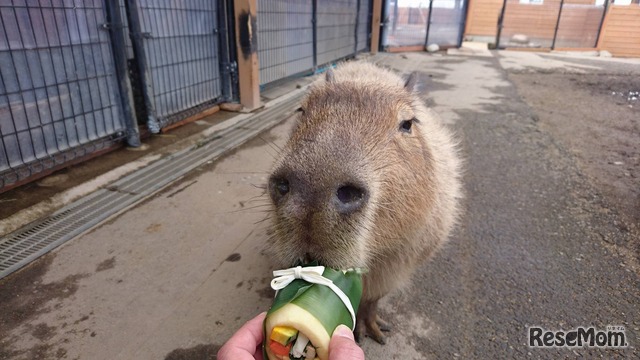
125 0 235 132
257 0 372 86
496 0 608 49
381 0 467 50
0 0 138 192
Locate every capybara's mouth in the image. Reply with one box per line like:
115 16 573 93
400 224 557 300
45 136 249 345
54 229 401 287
290 251 359 271
284 250 332 268
297 252 329 267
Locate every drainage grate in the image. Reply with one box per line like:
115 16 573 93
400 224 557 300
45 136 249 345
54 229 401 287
0 91 304 280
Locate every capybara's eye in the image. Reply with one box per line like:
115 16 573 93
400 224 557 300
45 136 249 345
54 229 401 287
399 119 413 133
275 179 290 196
269 177 290 203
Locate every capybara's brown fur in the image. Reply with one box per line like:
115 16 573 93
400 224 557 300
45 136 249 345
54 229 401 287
266 62 462 343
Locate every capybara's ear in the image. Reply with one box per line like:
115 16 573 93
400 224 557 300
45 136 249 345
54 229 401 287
404 72 418 92
326 68 335 83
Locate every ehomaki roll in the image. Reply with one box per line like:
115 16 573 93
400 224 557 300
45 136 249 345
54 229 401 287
263 266 362 360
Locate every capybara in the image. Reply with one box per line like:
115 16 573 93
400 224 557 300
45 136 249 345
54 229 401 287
266 62 462 344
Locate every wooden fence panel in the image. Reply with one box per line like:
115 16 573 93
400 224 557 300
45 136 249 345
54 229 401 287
598 5 640 57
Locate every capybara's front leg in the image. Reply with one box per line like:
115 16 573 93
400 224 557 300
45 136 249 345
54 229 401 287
355 299 387 345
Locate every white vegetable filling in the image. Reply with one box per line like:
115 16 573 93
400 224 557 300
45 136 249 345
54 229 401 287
291 332 309 357
265 303 331 360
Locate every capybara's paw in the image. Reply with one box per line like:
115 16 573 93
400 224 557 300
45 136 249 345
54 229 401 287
366 316 387 345
354 321 365 343
376 314 392 332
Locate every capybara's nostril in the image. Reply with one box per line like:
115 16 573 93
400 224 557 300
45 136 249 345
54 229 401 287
335 184 367 214
269 176 290 203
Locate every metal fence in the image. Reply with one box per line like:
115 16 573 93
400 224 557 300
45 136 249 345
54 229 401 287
1 0 374 191
356 0 371 51
382 0 467 49
316 0 359 65
497 0 608 49
257 0 371 86
0 0 135 190
428 0 467 47
257 0 315 86
126 0 232 131
119 0 134 59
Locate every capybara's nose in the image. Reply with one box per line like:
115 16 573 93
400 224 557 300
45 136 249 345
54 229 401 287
334 183 367 214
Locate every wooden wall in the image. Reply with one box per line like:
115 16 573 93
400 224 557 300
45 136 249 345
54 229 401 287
555 4 604 49
500 0 562 43
464 0 503 37
464 0 640 57
598 5 640 57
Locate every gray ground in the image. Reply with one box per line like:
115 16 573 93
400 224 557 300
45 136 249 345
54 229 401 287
0 51 638 359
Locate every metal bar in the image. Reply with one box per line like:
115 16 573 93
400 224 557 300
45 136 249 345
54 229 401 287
79 3 107 140
459 0 470 47
192 1 203 109
125 0 159 133
594 0 610 48
312 0 318 69
392 0 398 34
379 0 389 49
551 0 565 50
23 5 63 156
1 4 40 166
67 3 98 142
0 71 120 96
363 0 372 52
0 58 16 170
167 3 183 119
175 2 189 117
425 0 434 46
86 3 114 138
225 0 239 100
43 0 77 149
59 3 91 144
495 0 508 49
105 0 140 147
146 0 170 121
0 5 104 10
354 0 361 55
0 39 110 51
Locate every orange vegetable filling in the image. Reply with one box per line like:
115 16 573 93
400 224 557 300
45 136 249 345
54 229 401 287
269 340 292 356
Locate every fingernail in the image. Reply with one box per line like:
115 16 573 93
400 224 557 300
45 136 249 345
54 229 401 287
334 325 353 339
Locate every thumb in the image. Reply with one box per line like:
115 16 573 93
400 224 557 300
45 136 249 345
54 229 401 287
329 325 365 360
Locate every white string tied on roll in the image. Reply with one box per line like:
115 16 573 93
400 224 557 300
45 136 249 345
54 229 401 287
270 265 357 330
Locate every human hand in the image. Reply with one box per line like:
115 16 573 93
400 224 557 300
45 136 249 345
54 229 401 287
217 312 267 360
329 325 365 360
218 314 364 360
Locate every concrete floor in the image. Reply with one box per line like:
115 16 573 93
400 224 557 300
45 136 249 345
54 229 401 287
1 51 638 359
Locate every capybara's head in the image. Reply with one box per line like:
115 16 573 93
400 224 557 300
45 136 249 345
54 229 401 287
266 63 438 270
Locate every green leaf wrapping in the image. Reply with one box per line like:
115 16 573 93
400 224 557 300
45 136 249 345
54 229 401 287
263 266 363 356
